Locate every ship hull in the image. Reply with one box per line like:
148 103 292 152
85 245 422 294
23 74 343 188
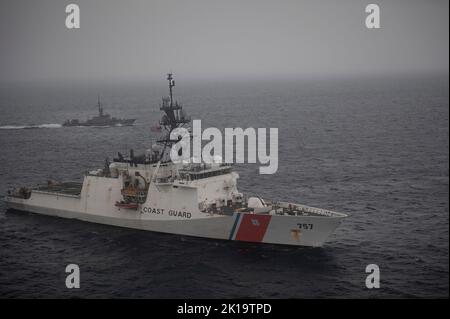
4 196 344 247
62 119 136 127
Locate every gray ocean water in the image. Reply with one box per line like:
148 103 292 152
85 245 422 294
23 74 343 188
0 75 448 298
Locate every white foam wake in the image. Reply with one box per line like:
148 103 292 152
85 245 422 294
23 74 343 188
0 123 62 130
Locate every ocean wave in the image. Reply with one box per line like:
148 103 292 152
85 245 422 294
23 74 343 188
0 123 62 130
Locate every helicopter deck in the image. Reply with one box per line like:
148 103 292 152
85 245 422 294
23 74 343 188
34 182 83 197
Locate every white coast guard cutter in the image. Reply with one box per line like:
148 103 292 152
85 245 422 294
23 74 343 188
4 74 347 247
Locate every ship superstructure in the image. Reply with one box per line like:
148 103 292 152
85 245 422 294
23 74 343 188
4 74 346 247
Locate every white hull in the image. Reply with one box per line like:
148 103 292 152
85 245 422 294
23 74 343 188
4 179 345 247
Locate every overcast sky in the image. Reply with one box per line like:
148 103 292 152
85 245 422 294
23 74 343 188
0 0 448 83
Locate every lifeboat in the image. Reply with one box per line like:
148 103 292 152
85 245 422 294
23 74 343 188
115 201 139 210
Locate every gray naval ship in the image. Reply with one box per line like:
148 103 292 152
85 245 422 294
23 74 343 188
5 74 347 247
63 97 136 127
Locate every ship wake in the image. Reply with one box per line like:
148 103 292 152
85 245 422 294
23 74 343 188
0 123 62 130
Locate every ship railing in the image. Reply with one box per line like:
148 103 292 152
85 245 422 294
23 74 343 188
273 201 346 218
32 190 81 198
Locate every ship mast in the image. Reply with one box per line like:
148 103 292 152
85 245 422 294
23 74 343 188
97 95 103 116
168 73 174 107
159 73 190 132
155 73 191 161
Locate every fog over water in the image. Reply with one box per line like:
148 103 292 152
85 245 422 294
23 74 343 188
0 0 448 84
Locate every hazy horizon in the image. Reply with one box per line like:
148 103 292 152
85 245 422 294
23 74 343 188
0 0 448 84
